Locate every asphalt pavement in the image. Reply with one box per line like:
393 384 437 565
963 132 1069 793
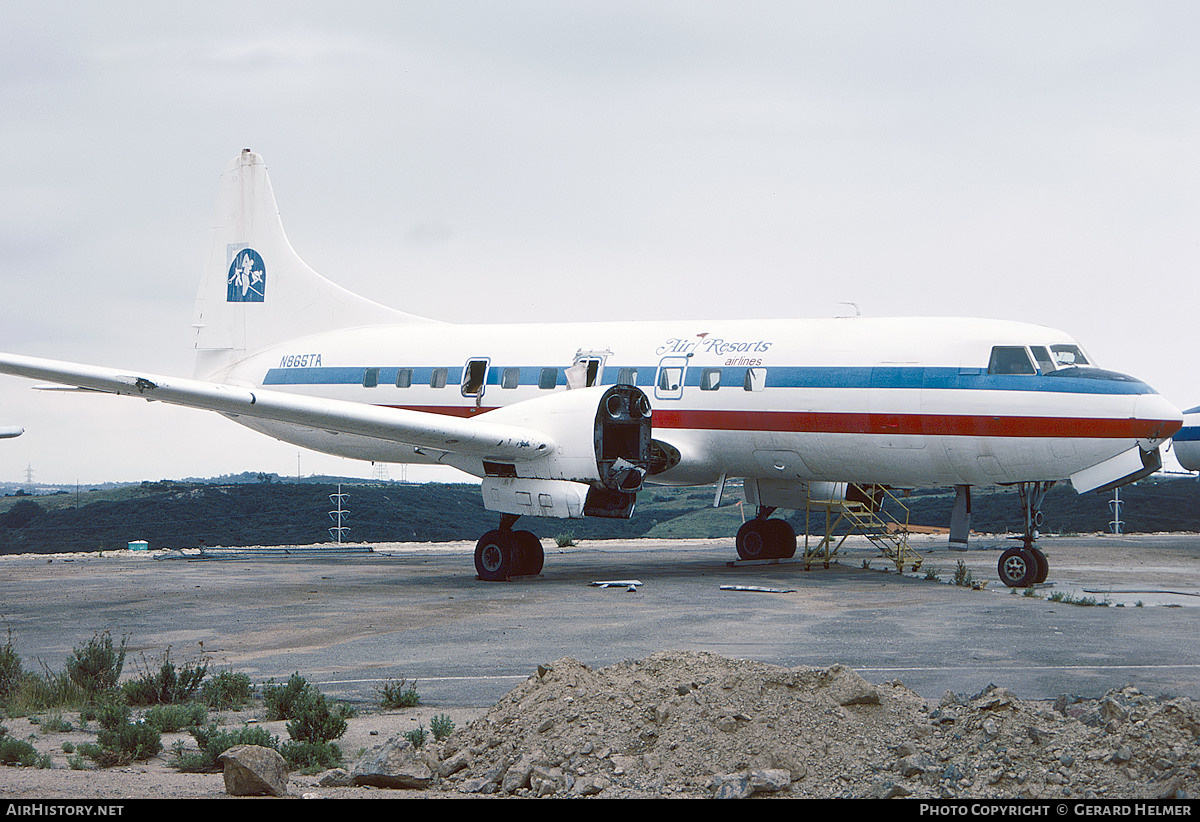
1 533 1197 710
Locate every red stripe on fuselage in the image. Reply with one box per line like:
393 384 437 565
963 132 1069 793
649 409 1178 439
380 405 1179 440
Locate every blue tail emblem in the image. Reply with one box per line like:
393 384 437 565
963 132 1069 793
227 248 266 302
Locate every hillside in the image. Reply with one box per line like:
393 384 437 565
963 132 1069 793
0 475 1198 555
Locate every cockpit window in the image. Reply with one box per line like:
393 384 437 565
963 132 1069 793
988 346 1036 375
1030 346 1055 373
1050 344 1090 367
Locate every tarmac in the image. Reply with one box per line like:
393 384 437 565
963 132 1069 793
1 532 1197 710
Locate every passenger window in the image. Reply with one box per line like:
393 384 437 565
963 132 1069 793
988 346 1036 375
1030 346 1055 373
538 368 558 389
743 367 766 392
700 368 722 391
501 367 520 389
430 368 448 389
362 367 379 388
395 368 412 388
616 368 638 386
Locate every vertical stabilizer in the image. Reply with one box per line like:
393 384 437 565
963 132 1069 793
192 150 431 379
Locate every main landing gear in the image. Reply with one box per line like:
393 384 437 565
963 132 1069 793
996 481 1053 588
735 508 797 561
474 514 545 581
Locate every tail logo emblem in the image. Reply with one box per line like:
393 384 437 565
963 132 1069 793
227 248 266 302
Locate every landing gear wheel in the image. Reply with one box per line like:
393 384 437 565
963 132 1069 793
475 530 522 581
736 520 770 560
998 546 1038 588
1029 546 1049 584
764 518 796 558
736 518 795 560
513 530 544 576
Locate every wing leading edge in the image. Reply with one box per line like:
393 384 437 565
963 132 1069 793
0 352 553 463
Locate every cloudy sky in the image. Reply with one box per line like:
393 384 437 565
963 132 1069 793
1 1 1198 486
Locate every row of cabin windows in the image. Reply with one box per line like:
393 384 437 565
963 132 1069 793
358 365 769 392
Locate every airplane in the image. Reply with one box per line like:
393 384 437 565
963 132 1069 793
0 150 1182 586
0 426 23 439
1171 406 1200 471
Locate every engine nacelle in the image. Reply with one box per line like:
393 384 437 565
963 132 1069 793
470 383 652 495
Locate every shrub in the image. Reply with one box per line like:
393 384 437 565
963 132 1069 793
0 630 25 704
122 648 208 706
280 739 343 773
377 679 420 709
86 720 162 767
262 673 310 721
285 687 348 743
404 725 427 748
200 670 254 710
66 632 127 697
144 703 207 733
9 664 84 714
178 723 279 773
0 735 42 767
430 713 455 741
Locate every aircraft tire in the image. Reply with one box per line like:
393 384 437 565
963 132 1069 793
1030 546 1049 584
997 546 1038 588
475 530 520 581
736 520 770 560
764 518 797 558
514 530 544 576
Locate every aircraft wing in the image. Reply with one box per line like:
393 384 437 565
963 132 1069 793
0 352 553 463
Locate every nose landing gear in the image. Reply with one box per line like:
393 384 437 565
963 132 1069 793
997 481 1053 588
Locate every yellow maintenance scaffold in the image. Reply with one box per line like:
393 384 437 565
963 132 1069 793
802 483 922 574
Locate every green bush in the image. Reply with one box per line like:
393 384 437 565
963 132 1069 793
376 679 420 709
0 630 24 704
0 735 42 767
262 673 310 721
85 720 162 767
177 723 279 773
430 713 455 741
404 725 427 748
66 632 127 697
280 739 343 773
285 687 348 743
200 670 254 710
144 703 207 733
122 649 208 706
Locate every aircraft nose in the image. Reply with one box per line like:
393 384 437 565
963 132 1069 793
1134 392 1183 447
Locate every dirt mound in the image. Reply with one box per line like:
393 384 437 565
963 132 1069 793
436 651 1200 799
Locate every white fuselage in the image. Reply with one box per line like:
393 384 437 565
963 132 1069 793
217 314 1179 490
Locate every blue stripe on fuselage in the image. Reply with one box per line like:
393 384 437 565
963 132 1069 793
262 364 1155 395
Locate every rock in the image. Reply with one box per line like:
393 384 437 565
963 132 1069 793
218 744 289 797
713 773 753 799
749 768 791 793
352 737 432 789
439 748 470 777
317 768 353 787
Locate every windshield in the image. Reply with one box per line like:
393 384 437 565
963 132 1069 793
1050 344 1090 368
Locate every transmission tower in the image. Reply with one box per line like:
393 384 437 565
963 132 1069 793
328 484 350 544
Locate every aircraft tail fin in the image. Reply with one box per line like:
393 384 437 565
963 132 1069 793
191 150 431 379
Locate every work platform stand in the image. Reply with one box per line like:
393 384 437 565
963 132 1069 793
801 483 922 575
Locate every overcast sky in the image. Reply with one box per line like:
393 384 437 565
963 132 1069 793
1 1 1198 486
